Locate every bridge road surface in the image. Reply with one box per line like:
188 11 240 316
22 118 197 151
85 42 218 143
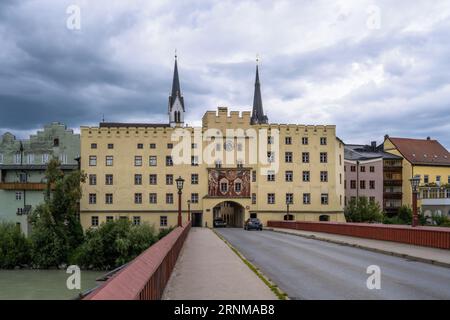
215 228 450 300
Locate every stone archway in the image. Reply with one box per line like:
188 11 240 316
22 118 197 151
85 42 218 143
213 201 245 228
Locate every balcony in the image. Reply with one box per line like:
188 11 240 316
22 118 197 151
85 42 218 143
419 186 450 206
384 192 403 200
383 166 402 173
384 180 403 187
0 182 47 191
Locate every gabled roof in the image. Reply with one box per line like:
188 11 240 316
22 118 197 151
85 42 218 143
387 137 450 166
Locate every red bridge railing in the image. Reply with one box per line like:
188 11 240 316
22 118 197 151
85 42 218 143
267 221 450 249
83 222 191 300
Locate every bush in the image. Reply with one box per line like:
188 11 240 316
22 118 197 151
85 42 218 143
431 214 450 227
72 220 158 270
344 197 383 223
382 205 412 225
0 222 31 269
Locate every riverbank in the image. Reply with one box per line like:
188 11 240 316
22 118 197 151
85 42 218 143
0 269 104 300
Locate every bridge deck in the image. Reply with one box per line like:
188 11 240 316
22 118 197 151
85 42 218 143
162 227 277 300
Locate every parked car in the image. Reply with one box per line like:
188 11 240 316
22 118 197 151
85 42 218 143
213 218 227 228
244 218 263 231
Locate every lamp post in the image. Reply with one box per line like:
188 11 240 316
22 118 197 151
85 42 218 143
286 198 290 221
187 200 191 222
410 175 421 228
176 176 185 227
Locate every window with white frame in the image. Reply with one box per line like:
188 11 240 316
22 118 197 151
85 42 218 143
105 193 113 204
220 182 228 193
149 156 157 166
89 155 97 166
14 153 22 164
91 216 99 227
60 153 68 164
267 193 275 204
303 193 311 204
27 154 35 164
15 192 22 200
320 152 328 163
285 171 293 182
134 156 142 167
302 152 309 163
191 193 199 203
106 156 114 166
105 174 113 185
133 216 141 226
286 193 293 204
321 193 329 205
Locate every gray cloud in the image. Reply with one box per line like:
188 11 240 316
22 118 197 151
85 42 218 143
0 0 449 150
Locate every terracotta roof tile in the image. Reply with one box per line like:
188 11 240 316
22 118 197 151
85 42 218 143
388 137 450 166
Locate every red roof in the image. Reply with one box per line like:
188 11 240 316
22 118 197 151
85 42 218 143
388 137 450 166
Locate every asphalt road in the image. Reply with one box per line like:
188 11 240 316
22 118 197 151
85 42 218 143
215 228 450 300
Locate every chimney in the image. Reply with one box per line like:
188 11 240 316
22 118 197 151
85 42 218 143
371 141 377 151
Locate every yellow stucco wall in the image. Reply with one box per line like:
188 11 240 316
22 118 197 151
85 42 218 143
384 138 450 208
80 107 346 230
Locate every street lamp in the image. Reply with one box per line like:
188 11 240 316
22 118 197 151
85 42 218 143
409 175 421 227
285 198 291 221
176 176 185 227
187 200 191 222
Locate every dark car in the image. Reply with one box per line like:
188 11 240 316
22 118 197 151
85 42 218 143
213 218 227 228
244 218 263 231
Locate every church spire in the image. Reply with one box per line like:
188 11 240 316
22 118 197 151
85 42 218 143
168 53 185 127
250 60 268 125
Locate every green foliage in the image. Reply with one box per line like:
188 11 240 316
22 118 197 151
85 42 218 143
28 159 86 268
344 197 383 223
157 227 175 240
0 222 31 268
383 205 413 225
431 214 450 227
72 220 158 270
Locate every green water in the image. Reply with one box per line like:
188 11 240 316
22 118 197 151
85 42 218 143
0 269 105 300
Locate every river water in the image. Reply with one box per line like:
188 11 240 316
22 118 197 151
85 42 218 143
0 269 106 300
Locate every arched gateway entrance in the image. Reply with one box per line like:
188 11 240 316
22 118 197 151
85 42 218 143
213 201 245 228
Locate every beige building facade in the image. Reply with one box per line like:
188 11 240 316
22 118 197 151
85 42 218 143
79 59 346 230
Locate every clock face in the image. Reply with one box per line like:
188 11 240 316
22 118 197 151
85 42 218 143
225 140 234 151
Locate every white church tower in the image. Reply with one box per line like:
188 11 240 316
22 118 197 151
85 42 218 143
168 55 185 127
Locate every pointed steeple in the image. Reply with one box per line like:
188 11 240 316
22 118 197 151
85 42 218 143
168 53 185 127
250 61 268 125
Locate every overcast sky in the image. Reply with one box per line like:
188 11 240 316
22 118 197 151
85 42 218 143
1 0 449 149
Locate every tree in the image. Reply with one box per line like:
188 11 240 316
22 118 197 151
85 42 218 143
72 220 158 270
0 222 31 269
29 159 86 268
344 197 383 223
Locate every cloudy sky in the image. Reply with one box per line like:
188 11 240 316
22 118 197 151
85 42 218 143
1 0 450 148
